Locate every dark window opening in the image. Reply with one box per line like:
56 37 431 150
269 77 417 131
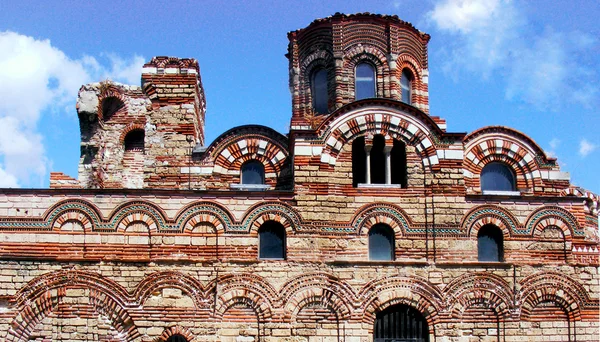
166 335 188 342
124 130 145 152
374 304 429 342
352 137 366 187
259 221 286 259
481 162 516 192
391 139 408 188
401 69 413 105
478 224 504 262
101 97 125 121
369 224 395 261
241 160 265 185
355 63 376 100
370 135 386 184
311 68 328 114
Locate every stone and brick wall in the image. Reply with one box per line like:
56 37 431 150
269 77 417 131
3 11 599 342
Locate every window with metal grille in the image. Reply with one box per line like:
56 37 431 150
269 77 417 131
374 304 429 342
166 335 188 342
124 130 144 152
259 221 286 260
478 224 504 262
369 224 395 261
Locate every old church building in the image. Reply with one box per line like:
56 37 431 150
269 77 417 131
0 13 598 342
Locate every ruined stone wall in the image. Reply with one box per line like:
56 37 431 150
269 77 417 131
0 191 597 341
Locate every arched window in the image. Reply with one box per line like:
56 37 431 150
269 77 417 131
374 304 429 342
355 62 375 100
241 160 265 185
481 162 516 192
311 68 328 114
259 221 286 259
166 335 188 342
124 130 145 152
478 224 504 262
401 69 413 105
370 135 386 184
369 224 395 261
101 96 125 121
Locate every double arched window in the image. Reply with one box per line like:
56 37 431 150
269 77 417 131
355 62 376 100
311 68 328 114
369 224 395 261
477 224 504 262
481 162 516 192
241 160 265 185
258 221 286 260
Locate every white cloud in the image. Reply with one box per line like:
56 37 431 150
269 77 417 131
0 31 145 187
579 139 597 157
427 0 598 109
549 138 560 150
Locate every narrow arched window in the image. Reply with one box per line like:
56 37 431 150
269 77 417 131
259 221 286 259
369 224 395 261
124 130 145 152
355 63 375 100
352 137 366 187
370 135 386 184
401 69 413 105
101 96 125 121
241 160 265 185
478 224 504 262
391 139 407 188
481 162 516 192
311 68 328 114
166 335 188 342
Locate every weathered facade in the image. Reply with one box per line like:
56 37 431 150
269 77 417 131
0 13 598 342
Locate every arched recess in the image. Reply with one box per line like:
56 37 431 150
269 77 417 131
288 288 351 339
215 273 277 319
98 92 127 122
52 210 95 232
462 205 520 237
134 271 208 310
8 271 136 342
316 101 442 170
519 272 589 322
175 201 234 233
526 206 579 237
359 275 443 330
463 127 555 193
242 201 301 234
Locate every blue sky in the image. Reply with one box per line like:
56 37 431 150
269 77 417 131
0 0 598 193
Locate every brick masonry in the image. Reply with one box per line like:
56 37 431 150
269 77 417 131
2 12 599 342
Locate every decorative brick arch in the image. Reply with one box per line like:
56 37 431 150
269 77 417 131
463 127 555 193
462 205 520 237
108 200 170 232
301 50 334 79
444 273 513 318
215 274 276 322
9 270 136 342
51 209 95 232
174 201 234 233
98 90 128 122
134 271 207 309
154 326 195 342
119 122 146 145
359 275 442 326
242 202 301 234
0 199 102 231
280 273 355 321
519 272 589 321
526 206 579 238
353 203 412 236
317 103 440 169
